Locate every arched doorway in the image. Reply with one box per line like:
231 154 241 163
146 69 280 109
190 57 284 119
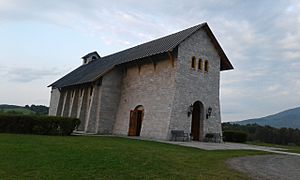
128 105 144 136
191 101 204 141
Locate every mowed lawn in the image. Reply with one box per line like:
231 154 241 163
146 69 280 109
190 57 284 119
247 142 300 154
0 134 267 179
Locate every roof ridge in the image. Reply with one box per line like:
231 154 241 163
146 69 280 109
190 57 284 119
101 22 206 59
49 22 232 88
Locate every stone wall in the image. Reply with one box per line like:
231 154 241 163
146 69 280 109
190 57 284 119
113 58 177 140
48 88 61 116
169 29 222 140
48 68 122 134
85 85 102 133
48 28 223 140
77 87 89 131
97 68 122 134
49 85 94 132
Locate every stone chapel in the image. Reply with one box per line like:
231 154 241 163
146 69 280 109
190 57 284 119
48 22 233 140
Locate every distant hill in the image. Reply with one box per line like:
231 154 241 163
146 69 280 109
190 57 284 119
0 104 49 115
234 107 300 129
0 104 22 109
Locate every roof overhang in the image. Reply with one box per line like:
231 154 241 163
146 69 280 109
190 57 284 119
48 22 233 89
202 24 233 71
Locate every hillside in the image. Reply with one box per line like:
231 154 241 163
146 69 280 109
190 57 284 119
234 107 300 129
0 104 49 115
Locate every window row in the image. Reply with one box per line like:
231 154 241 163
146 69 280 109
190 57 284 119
191 56 209 72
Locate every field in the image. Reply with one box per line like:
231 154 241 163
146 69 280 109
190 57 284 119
247 142 300 154
0 104 49 115
0 134 269 179
0 108 35 115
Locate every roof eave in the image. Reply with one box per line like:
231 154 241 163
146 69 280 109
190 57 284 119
202 24 234 71
49 22 234 89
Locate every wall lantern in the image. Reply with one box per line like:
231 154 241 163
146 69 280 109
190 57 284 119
206 106 212 119
187 104 193 117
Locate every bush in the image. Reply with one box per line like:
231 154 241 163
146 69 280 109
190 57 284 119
205 133 214 139
222 123 300 146
204 133 222 142
0 114 80 135
223 130 247 143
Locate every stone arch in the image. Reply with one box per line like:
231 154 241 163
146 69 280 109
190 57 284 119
191 101 204 141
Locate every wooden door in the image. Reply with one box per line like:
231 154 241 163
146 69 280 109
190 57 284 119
128 110 138 136
191 103 200 140
136 110 143 136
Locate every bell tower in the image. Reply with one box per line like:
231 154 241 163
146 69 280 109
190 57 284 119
82 51 100 65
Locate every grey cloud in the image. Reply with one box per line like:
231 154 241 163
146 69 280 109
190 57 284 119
1 0 300 121
5 67 63 82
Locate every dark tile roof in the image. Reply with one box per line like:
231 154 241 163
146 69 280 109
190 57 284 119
49 22 233 88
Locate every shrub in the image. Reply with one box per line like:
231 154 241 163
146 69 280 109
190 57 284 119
205 133 214 139
204 133 216 142
222 122 300 146
0 114 80 135
223 130 247 143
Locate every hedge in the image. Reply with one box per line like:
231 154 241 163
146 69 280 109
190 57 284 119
0 114 80 135
223 130 247 143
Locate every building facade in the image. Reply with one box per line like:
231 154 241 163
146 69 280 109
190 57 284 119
48 23 233 141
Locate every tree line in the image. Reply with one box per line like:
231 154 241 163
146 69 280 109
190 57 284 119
222 122 300 146
24 105 49 115
0 104 49 115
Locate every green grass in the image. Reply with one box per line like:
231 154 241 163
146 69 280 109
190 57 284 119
0 134 268 180
0 108 35 115
246 142 300 154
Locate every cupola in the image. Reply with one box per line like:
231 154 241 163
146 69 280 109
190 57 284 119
82 51 100 65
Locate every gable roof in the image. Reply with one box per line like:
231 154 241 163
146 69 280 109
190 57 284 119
49 22 233 88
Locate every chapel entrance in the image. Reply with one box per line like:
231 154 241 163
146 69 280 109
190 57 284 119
191 101 204 141
128 105 144 136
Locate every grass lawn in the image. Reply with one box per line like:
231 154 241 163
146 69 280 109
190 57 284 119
0 108 35 115
247 142 300 154
0 134 268 180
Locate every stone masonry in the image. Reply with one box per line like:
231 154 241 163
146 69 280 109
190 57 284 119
113 57 177 139
49 23 232 141
169 29 222 140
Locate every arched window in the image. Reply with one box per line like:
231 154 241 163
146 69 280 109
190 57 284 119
204 60 209 72
191 57 196 69
198 59 202 70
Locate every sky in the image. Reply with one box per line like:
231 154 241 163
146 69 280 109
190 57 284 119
0 0 300 122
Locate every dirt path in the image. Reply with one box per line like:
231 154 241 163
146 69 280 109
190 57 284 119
227 155 300 180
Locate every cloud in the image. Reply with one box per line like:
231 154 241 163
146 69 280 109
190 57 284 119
4 66 63 82
215 1 300 121
0 0 173 48
0 0 300 121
